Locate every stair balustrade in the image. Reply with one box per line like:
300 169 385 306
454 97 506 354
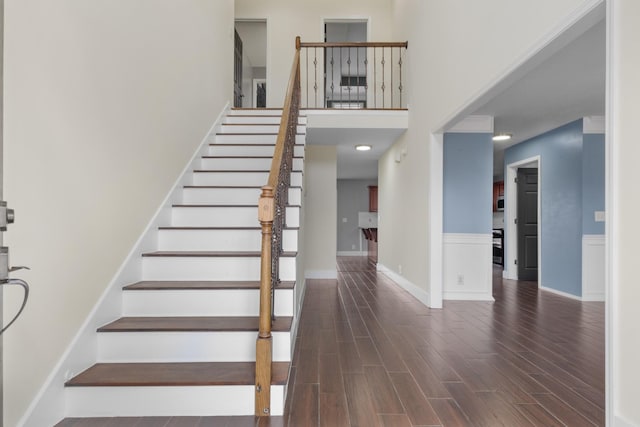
299 40 408 109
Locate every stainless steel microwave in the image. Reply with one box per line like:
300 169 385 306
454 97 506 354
497 196 504 211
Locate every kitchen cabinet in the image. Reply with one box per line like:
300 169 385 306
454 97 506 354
493 181 504 212
368 186 378 212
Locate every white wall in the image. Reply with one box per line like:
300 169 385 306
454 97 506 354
3 1 233 425
303 146 337 279
235 0 393 107
610 1 640 425
378 0 600 306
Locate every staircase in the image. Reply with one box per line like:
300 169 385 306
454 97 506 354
59 108 306 421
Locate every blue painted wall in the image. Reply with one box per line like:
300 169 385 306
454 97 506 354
504 120 583 297
443 132 493 234
583 133 606 235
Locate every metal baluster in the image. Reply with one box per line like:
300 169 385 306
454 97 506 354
357 46 359 108
374 47 377 108
306 48 309 109
330 47 335 107
313 47 318 108
381 47 386 109
364 47 369 108
340 47 343 105
398 47 403 108
391 47 394 108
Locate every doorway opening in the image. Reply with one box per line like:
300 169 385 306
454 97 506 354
505 157 541 283
323 20 368 108
234 20 267 108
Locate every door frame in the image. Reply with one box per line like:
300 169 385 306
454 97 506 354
504 156 541 283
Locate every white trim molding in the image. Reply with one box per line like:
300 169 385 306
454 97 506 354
447 115 494 134
582 234 605 301
443 233 494 301
539 285 582 301
583 115 606 134
304 270 338 280
377 263 432 307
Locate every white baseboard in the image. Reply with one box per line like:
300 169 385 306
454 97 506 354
337 250 367 256
376 263 432 307
582 234 605 301
539 285 582 301
304 270 338 279
443 233 494 301
17 104 231 427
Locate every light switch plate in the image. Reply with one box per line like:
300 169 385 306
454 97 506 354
594 211 605 222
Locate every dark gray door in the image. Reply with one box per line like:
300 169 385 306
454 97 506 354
517 168 538 281
233 29 243 108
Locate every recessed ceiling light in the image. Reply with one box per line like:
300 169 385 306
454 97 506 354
492 133 512 142
356 145 372 151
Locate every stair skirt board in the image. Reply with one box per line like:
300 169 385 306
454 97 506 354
122 288 294 317
170 206 301 228
208 144 305 157
97 331 292 363
65 385 286 417
181 186 302 206
157 228 298 252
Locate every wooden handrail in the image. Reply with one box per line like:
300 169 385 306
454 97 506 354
300 41 408 48
255 36 301 417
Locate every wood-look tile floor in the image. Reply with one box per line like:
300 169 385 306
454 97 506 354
57 256 604 426
285 257 604 427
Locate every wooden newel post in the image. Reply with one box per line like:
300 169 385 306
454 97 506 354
256 186 274 416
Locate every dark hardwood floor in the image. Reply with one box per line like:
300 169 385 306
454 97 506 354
285 257 604 427
57 257 604 426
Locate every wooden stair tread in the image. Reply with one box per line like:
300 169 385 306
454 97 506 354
192 169 302 173
158 226 300 230
65 361 289 387
183 185 302 189
55 416 286 426
123 280 295 290
201 155 303 159
98 316 292 332
141 251 297 257
215 133 305 136
209 143 304 146
171 204 301 208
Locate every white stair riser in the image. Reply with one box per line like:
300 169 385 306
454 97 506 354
142 256 296 281
123 289 294 317
208 144 305 157
219 124 305 134
171 206 300 228
158 229 298 252
212 134 306 144
199 157 303 171
182 187 302 206
66 385 285 417
224 116 307 125
97 331 291 363
193 171 303 187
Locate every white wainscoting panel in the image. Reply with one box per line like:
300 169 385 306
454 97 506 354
582 234 605 301
443 233 494 301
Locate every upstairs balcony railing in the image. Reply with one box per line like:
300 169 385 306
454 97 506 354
299 40 408 109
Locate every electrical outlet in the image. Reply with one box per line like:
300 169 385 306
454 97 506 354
351 244 356 250
342 217 348 223
457 274 464 286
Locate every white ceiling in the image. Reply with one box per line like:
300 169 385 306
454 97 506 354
474 19 606 178
306 127 405 179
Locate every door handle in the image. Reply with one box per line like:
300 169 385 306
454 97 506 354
1 277 30 334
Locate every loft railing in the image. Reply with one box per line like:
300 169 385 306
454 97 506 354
255 36 301 416
299 41 408 109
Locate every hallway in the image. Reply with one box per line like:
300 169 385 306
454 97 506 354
285 257 605 426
